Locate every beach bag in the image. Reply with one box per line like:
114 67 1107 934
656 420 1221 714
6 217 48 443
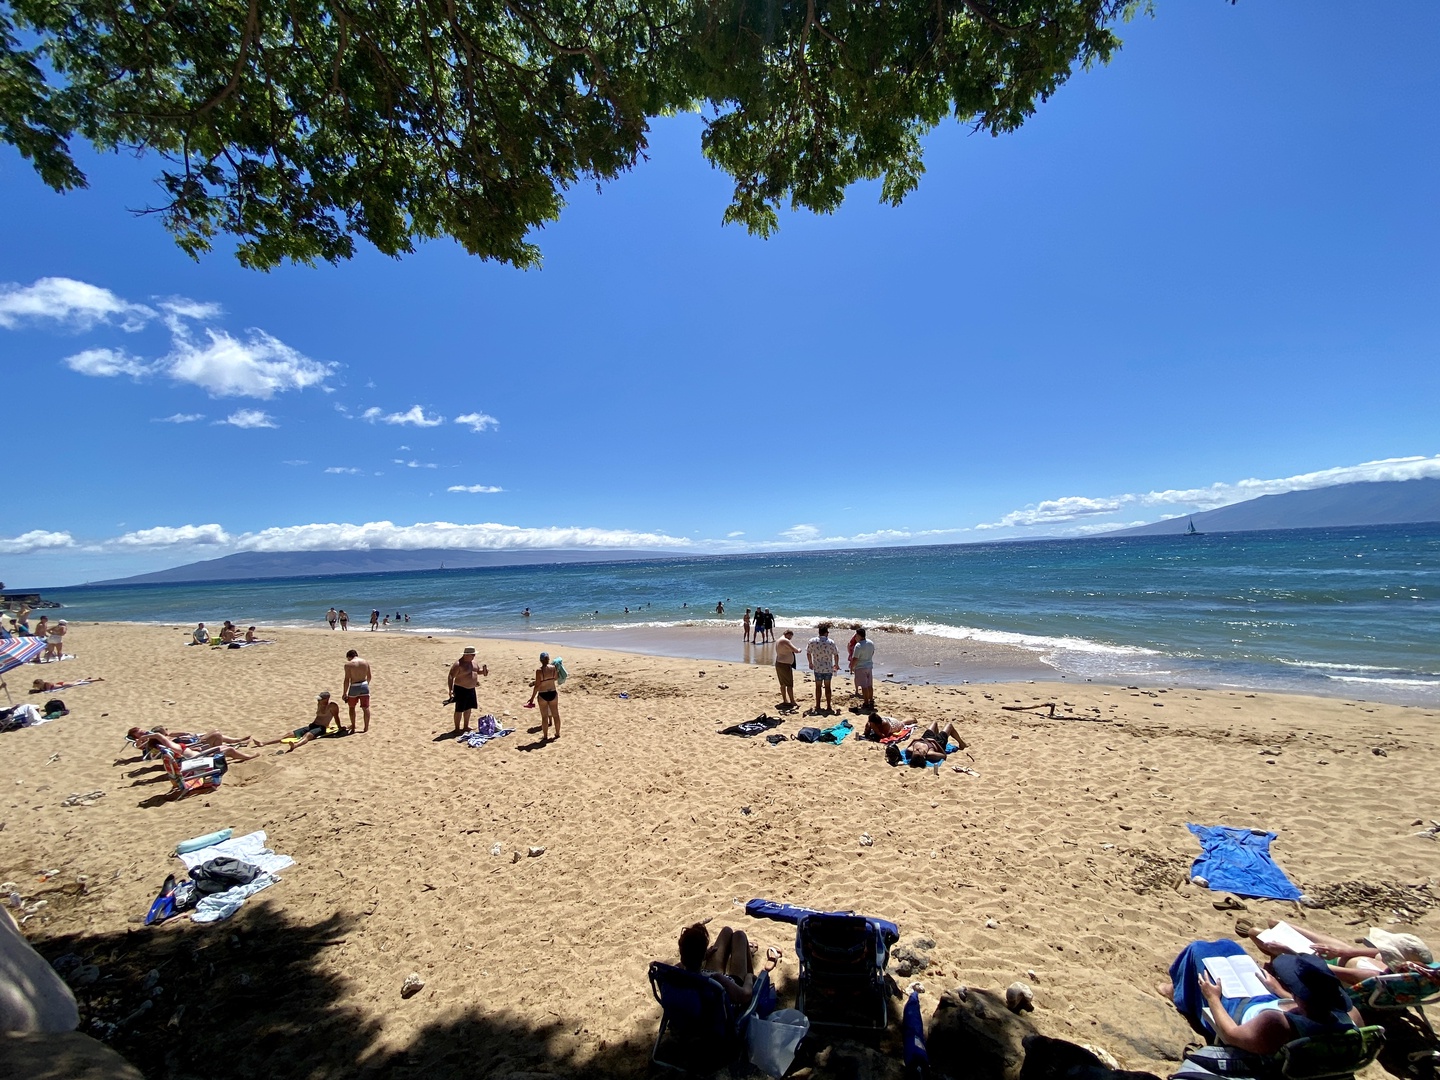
476 714 498 737
795 727 822 743
43 698 66 718
190 857 260 895
747 1008 809 1077
552 657 568 686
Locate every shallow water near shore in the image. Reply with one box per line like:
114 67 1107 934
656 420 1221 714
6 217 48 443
34 522 1440 705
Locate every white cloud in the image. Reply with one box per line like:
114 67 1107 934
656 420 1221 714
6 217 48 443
975 496 1127 530
220 409 278 429
364 405 445 427
166 327 331 398
3 277 331 400
781 524 821 542
1133 455 1440 509
154 412 205 423
448 484 504 493
64 347 152 378
0 277 153 331
156 297 223 328
112 524 232 548
0 529 75 554
974 454 1440 532
325 467 363 475
455 412 498 433
394 459 438 469
235 520 692 553
727 531 745 538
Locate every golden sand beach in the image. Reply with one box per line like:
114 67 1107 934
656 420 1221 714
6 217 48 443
1 622 1437 1078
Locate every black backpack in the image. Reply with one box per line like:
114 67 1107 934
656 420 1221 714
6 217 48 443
189 857 260 895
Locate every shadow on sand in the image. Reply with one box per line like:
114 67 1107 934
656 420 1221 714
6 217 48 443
37 901 655 1079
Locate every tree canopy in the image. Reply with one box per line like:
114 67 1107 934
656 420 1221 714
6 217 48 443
1 1 1141 269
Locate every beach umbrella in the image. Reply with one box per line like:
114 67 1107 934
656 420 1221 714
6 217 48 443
0 635 47 704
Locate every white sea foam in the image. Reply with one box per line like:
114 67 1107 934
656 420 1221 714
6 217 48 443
900 620 1161 658
1324 675 1440 687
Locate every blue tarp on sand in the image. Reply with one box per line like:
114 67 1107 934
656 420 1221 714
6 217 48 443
1186 824 1303 901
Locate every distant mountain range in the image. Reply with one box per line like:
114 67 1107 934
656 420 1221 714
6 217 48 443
1108 478 1440 537
96 547 686 586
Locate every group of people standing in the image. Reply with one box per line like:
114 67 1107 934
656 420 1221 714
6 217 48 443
325 607 410 631
742 608 777 643
768 621 877 715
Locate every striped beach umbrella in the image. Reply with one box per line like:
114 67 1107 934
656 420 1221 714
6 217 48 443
0 634 47 703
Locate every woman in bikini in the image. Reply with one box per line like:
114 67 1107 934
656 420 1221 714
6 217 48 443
31 676 104 693
526 652 562 741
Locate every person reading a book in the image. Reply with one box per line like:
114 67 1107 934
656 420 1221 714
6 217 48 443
1166 943 1361 1054
1236 918 1433 986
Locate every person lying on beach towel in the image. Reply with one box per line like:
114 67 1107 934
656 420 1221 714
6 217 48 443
127 727 257 762
900 722 964 764
677 922 781 1006
256 692 342 752
31 676 103 693
1235 918 1434 986
861 714 911 741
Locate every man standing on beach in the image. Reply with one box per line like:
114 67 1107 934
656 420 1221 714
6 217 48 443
851 627 876 712
447 647 490 733
369 609 380 631
774 630 801 710
806 623 840 714
327 607 338 629
343 649 372 733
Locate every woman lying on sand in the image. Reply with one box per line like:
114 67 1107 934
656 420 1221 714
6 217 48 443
890 722 964 764
677 923 781 1006
31 677 104 693
125 726 257 762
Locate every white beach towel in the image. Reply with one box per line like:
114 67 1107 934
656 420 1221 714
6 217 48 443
178 830 294 876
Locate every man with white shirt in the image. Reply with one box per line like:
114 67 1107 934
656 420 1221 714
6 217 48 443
805 623 840 715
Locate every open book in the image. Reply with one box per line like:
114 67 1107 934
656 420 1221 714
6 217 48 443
1256 921 1314 955
1202 953 1270 998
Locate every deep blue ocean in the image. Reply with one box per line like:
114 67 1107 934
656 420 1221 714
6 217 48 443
34 523 1440 705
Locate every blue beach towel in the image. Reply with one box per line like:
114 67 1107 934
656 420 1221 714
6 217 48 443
818 720 853 744
745 898 900 946
1187 824 1303 901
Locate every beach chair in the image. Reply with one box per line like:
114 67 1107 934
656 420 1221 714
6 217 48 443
794 913 891 1033
647 961 770 1073
1353 969 1440 1078
159 748 227 798
1171 1025 1386 1080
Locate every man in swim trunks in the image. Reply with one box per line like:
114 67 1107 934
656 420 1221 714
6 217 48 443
774 630 801 710
806 622 840 715
850 626 876 711
447 647 490 733
258 692 341 752
343 649 372 733
327 607 338 629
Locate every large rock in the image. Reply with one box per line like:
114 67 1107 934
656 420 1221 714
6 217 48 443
927 987 1040 1080
0 1032 144 1080
1018 1035 1162 1080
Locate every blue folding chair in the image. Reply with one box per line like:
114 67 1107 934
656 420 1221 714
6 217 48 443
648 961 770 1072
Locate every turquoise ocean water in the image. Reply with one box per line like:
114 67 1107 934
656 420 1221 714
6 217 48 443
34 523 1440 706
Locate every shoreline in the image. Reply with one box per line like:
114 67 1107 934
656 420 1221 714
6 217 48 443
60 616 1440 707
1 622 1437 1079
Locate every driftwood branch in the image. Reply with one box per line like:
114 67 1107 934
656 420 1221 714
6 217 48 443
1000 702 1110 722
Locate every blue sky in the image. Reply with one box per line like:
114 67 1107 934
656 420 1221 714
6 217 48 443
2 0 1438 586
